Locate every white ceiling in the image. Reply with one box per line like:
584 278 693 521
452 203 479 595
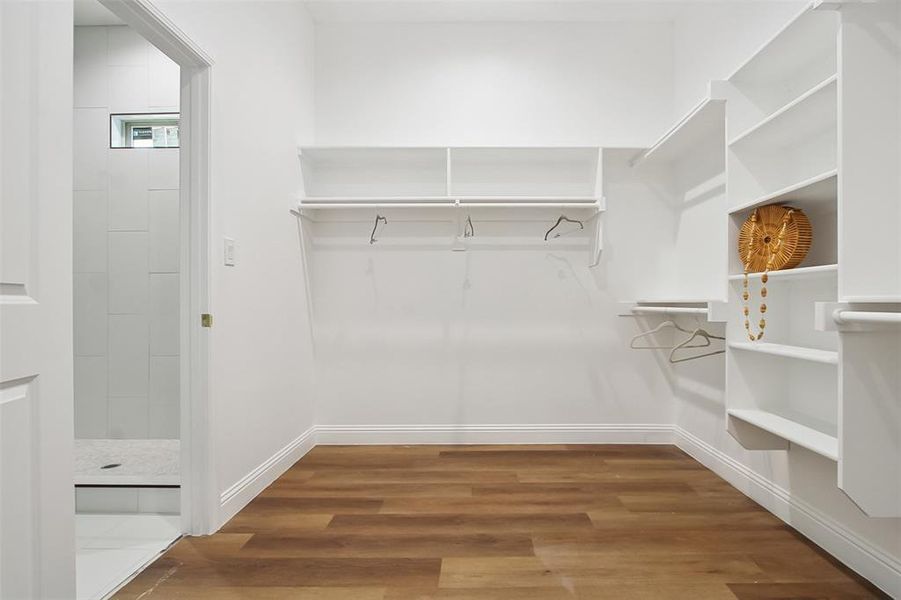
74 0 124 26
301 0 776 23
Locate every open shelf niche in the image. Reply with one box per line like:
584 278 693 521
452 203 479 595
294 147 604 260
615 92 727 306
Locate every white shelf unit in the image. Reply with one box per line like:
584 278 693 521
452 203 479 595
294 147 605 261
722 3 901 517
723 4 843 466
616 94 727 305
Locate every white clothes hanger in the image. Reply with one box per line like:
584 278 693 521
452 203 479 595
668 327 725 363
630 320 709 350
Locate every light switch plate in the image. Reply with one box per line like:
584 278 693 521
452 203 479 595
224 237 236 266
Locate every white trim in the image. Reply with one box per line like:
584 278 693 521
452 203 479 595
675 427 901 598
314 423 675 445
98 0 215 536
218 427 317 527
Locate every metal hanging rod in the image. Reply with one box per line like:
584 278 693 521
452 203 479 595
296 202 604 210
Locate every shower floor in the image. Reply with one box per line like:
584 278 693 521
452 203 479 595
75 439 180 486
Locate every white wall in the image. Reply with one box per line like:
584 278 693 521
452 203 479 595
671 1 807 118
150 0 317 524
310 20 677 430
315 21 674 147
74 25 181 440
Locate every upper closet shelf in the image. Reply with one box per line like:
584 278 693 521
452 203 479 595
729 75 837 149
726 2 838 86
298 146 603 204
630 97 725 170
728 170 837 215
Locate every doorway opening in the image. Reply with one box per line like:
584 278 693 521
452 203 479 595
72 0 212 597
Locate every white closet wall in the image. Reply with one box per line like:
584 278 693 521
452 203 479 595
314 22 674 147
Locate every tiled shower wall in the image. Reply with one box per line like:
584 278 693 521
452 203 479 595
74 25 180 439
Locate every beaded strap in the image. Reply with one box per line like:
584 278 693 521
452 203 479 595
742 208 794 341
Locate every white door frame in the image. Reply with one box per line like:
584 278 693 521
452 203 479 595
99 0 216 536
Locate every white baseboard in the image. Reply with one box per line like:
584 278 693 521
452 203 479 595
213 422 899 597
218 425 316 527
314 423 676 445
675 427 901 598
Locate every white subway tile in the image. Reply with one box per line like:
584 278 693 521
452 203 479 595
107 26 147 67
74 356 108 439
74 63 108 109
76 488 140 514
108 315 149 397
149 190 179 273
137 488 180 514
74 26 107 65
148 402 179 439
109 396 149 439
74 108 109 191
74 190 108 273
108 149 149 230
108 232 149 314
148 46 180 110
74 273 108 356
148 149 179 190
109 65 149 113
150 315 179 357
149 356 178 403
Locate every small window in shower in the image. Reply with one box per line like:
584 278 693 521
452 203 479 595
110 113 180 148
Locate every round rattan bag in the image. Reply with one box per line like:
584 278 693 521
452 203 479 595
738 204 812 274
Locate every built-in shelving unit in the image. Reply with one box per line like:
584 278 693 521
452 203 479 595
720 2 901 519
631 97 725 174
723 5 843 471
294 146 605 263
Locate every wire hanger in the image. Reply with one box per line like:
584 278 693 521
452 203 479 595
630 320 709 350
464 215 474 238
544 215 584 241
668 327 725 363
369 214 387 245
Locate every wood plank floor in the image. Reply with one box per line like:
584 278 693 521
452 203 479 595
114 445 886 599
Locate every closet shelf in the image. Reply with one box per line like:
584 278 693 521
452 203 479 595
728 409 838 461
630 97 725 169
728 264 837 282
728 75 837 149
729 341 838 365
296 197 604 210
631 306 709 316
728 169 837 215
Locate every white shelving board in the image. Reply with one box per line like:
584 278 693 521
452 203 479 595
728 169 836 215
729 75 836 151
728 264 838 282
630 98 725 171
728 341 837 365
727 409 838 461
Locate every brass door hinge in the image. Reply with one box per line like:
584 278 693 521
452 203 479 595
201 313 213 328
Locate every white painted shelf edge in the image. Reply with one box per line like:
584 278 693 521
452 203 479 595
727 409 838 461
728 74 837 147
728 169 838 215
728 264 838 281
729 341 838 365
630 96 725 169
